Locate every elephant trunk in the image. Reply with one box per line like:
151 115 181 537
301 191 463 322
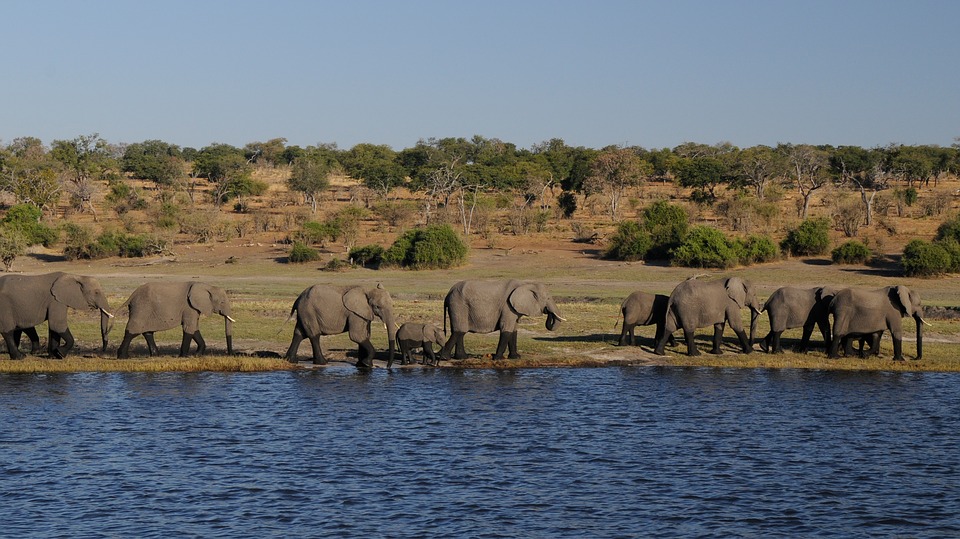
100 309 114 353
545 301 564 331
224 315 234 355
385 312 398 366
914 313 923 360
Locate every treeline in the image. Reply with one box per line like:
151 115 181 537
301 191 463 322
0 133 958 273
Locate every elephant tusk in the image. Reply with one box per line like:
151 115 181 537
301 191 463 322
101 309 115 318
226 315 236 323
555 315 567 322
920 316 932 327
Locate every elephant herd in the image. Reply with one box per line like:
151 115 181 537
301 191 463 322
618 276 927 362
0 272 926 367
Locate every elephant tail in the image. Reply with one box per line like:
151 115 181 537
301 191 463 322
443 301 449 336
613 307 622 329
277 305 297 335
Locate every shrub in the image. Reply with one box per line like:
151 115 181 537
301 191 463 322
349 244 385 268
382 224 467 270
934 215 960 243
0 226 27 271
670 226 739 269
557 191 577 218
831 240 873 265
736 234 780 265
1 204 58 247
62 224 165 260
901 239 952 277
604 221 652 261
641 200 688 259
781 218 831 257
323 258 350 272
288 242 320 263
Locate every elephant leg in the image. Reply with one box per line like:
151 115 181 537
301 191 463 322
771 331 784 354
285 324 306 362
356 339 375 370
23 327 41 354
117 331 136 359
892 336 904 361
797 324 815 353
194 331 206 356
842 335 856 357
710 324 724 355
424 343 436 365
442 332 468 360
733 327 751 354
654 324 676 356
816 319 832 351
493 331 510 360
682 327 700 356
2 332 25 360
828 335 842 359
508 331 520 360
618 324 631 346
52 328 74 359
308 334 326 365
47 329 60 356
145 333 160 356
179 332 193 357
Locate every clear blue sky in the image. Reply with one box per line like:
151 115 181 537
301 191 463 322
2 0 957 151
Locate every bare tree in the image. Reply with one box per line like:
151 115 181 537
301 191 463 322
584 148 650 221
782 144 829 220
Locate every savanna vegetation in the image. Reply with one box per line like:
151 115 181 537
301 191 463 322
1 133 960 371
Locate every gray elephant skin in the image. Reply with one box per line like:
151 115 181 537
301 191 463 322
829 285 926 361
285 283 397 370
441 279 564 360
0 272 113 359
117 282 234 358
397 322 445 366
758 286 839 353
617 291 675 348
654 276 762 356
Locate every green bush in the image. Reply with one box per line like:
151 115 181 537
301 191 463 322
557 191 577 218
736 234 780 265
831 240 873 264
901 239 952 277
935 238 960 272
62 224 164 260
670 226 739 268
0 226 27 271
349 244 385 268
1 204 58 247
288 242 320 263
641 200 689 259
934 215 960 243
604 221 652 261
382 224 467 270
781 218 831 257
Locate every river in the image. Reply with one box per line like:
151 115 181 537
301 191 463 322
2 366 958 537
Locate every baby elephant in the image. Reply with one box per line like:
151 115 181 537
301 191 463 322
397 323 446 366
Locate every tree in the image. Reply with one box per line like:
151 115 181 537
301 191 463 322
829 146 886 226
122 140 184 186
0 137 61 210
243 138 288 165
0 226 27 272
584 148 650 220
193 143 253 208
780 143 829 219
287 156 332 213
50 133 115 220
733 145 785 201
673 156 729 204
341 143 405 200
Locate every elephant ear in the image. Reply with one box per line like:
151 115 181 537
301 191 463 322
188 283 215 315
894 286 913 316
509 284 541 317
725 277 746 309
343 287 374 321
52 274 89 310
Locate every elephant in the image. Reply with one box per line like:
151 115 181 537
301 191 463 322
116 282 234 359
0 272 114 360
758 286 840 353
616 291 675 348
828 285 927 361
653 276 762 356
285 283 397 370
397 322 446 366
440 279 564 361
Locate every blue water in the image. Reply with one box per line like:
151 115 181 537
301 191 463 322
1 367 958 537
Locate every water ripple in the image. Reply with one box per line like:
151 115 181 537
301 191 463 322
1 368 960 537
